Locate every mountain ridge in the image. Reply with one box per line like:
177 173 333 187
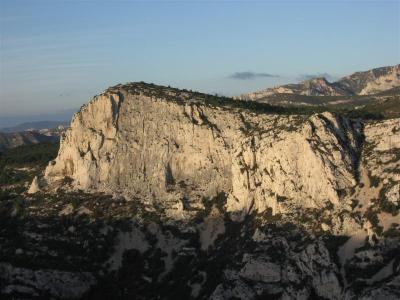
0 121 70 133
0 131 60 152
239 64 400 100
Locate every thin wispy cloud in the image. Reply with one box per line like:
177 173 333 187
229 71 280 80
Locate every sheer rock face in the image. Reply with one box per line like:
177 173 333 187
39 86 363 218
12 84 400 299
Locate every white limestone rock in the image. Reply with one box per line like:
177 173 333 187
27 176 41 194
37 85 368 223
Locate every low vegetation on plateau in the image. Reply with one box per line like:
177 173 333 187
0 143 59 186
109 81 400 121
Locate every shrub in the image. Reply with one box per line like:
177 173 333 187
0 143 59 166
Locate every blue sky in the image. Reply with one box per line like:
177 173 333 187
0 0 399 120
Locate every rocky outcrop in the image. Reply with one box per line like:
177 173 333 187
337 64 400 95
241 77 349 100
27 176 41 194
17 82 399 300
210 239 343 300
0 263 95 299
37 83 363 220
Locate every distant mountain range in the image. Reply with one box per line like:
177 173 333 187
0 131 60 152
0 121 70 151
0 108 76 128
0 121 70 133
239 64 400 101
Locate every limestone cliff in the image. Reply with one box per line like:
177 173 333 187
6 82 399 299
38 83 364 221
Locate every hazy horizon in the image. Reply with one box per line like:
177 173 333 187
1 0 399 120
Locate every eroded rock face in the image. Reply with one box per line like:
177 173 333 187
209 239 343 300
17 83 399 300
0 263 95 299
39 84 363 220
